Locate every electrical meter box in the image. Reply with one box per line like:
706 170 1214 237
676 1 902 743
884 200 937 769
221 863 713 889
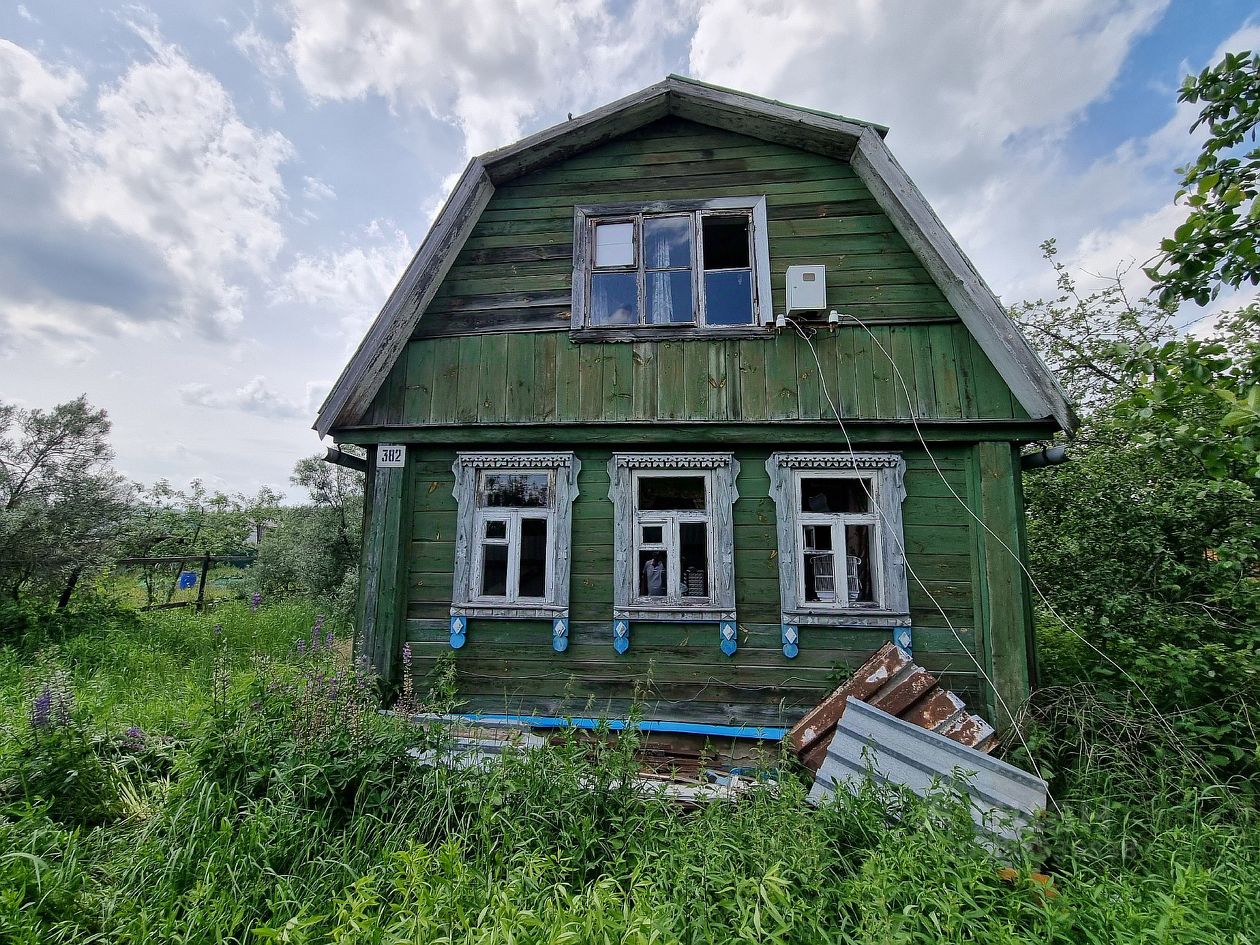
785 265 827 314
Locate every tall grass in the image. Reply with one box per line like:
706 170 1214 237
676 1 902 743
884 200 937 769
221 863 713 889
1 606 1257 944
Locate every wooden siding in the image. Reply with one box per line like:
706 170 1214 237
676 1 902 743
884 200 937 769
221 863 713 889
414 116 956 336
362 321 1028 426
402 444 996 727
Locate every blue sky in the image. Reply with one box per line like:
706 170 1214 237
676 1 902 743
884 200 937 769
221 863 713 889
0 1 1255 496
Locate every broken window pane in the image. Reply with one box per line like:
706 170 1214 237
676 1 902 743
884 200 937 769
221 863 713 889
647 270 692 324
590 272 638 326
638 475 706 510
644 216 691 269
679 521 709 597
799 477 871 514
639 549 668 597
481 544 508 596
702 216 750 269
481 472 550 508
518 517 547 598
704 270 754 325
594 221 634 267
845 524 874 603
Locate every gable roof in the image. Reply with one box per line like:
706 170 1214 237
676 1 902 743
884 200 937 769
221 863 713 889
314 75 1075 436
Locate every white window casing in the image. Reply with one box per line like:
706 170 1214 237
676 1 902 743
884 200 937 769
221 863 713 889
608 453 739 621
766 452 909 627
451 452 580 619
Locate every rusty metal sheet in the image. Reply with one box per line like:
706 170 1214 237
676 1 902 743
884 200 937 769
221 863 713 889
789 643 997 772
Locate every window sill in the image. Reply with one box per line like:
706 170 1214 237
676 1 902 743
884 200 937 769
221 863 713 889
615 606 734 623
783 609 910 628
570 327 770 344
452 603 567 620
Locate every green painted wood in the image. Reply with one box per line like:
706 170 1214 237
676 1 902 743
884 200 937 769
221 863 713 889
926 323 962 418
655 341 685 420
736 339 767 419
763 334 799 420
631 343 657 421
604 341 634 422
452 336 481 423
577 342 605 420
403 341 435 423
476 334 509 423
531 332 558 421
357 455 411 689
504 332 535 422
554 337 582 420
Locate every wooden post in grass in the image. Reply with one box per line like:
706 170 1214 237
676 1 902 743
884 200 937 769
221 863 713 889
196 552 211 611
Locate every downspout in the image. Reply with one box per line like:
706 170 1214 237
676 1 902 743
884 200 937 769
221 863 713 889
323 446 368 473
1020 445 1069 471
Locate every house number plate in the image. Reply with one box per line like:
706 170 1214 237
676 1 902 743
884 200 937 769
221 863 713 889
377 444 406 467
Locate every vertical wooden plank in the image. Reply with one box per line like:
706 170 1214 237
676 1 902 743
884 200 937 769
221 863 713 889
851 323 876 419
682 341 711 419
834 326 858 420
605 342 634 421
976 441 1031 730
926 323 962 418
967 332 1017 419
453 336 482 424
358 449 411 690
953 323 980 419
477 334 509 423
795 333 823 420
869 325 895 418
555 336 582 420
813 330 842 420
888 326 916 419
764 332 798 420
631 342 658 420
737 339 767 420
910 327 938 419
718 340 740 421
532 332 558 422
504 333 535 422
578 341 605 420
403 340 435 425
656 341 685 420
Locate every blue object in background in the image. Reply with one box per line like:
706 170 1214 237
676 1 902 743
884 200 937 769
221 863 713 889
177 570 197 590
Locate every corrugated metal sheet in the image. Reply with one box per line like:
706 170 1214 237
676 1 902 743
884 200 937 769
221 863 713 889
807 698 1047 843
789 643 994 770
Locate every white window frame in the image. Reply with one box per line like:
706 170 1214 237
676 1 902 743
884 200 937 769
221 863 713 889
609 453 738 621
767 452 909 627
451 452 580 619
572 196 773 336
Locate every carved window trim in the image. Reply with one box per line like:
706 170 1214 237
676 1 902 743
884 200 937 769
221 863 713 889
767 452 909 627
451 452 580 619
571 196 773 340
608 452 738 622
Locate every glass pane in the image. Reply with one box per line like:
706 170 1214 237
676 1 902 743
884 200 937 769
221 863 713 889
638 475 706 511
702 216 750 269
594 221 634 267
845 524 875 604
679 522 708 598
644 216 691 269
639 549 668 597
641 524 663 544
481 472 550 508
647 270 693 324
481 544 508 596
518 518 547 598
802 524 836 603
800 477 870 514
704 270 754 325
590 272 638 326
484 519 507 540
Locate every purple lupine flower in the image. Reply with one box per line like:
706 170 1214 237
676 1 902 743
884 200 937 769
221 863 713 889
402 642 412 673
310 621 321 651
123 726 146 750
250 592 262 612
213 624 223 637
325 628 335 650
31 685 52 729
296 638 306 657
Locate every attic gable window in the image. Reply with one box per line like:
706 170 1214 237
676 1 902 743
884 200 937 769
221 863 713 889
573 197 771 337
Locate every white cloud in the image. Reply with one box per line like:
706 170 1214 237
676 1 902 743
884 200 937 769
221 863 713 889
302 175 336 200
179 375 307 420
0 29 293 351
280 0 697 156
277 219 415 343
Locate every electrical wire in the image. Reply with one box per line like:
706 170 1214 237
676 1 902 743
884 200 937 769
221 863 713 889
781 316 1057 802
828 311 1212 777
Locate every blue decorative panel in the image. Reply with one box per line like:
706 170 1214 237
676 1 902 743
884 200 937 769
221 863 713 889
893 625 912 656
552 617 569 652
720 618 738 656
781 623 799 659
612 618 631 654
449 614 467 650
177 571 197 590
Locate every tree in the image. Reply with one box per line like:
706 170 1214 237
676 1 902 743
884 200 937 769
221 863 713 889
0 396 131 601
1146 50 1260 307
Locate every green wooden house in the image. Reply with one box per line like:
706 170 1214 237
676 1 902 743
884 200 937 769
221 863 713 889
315 77 1074 737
